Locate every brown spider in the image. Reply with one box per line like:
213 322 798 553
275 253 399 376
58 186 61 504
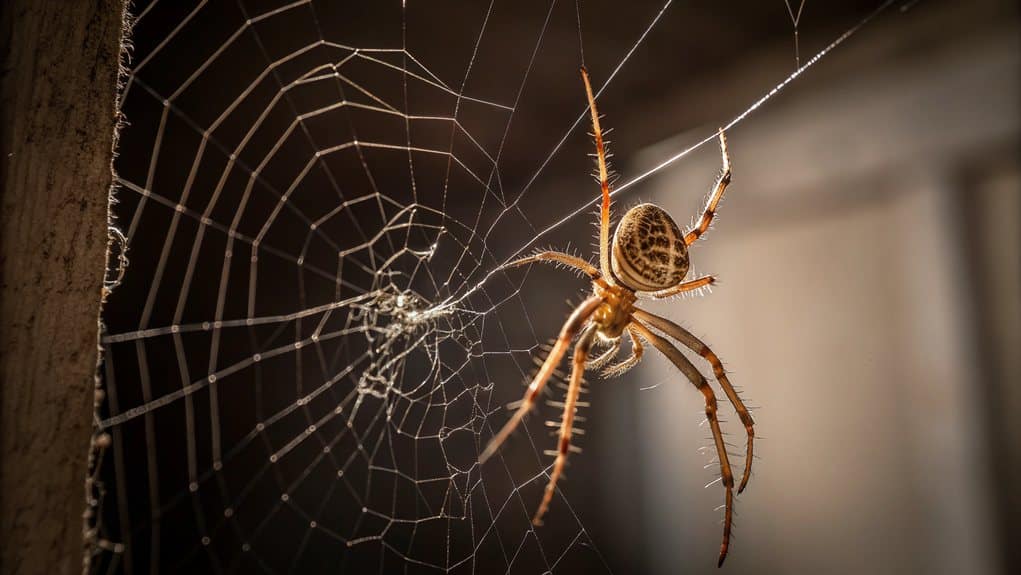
479 68 756 567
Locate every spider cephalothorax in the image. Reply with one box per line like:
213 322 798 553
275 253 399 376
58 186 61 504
479 67 755 567
591 282 635 340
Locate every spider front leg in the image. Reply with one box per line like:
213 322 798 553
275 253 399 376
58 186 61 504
504 250 608 288
634 308 755 492
580 67 613 280
586 336 621 370
533 324 597 525
632 320 736 567
601 325 644 377
684 130 731 246
646 275 715 300
479 296 603 464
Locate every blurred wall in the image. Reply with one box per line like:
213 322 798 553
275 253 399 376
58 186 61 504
608 2 1019 574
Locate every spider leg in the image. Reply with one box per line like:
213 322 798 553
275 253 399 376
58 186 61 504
580 67 613 280
586 336 621 370
479 296 603 464
684 130 731 246
505 250 608 288
631 319 736 567
601 325 644 377
634 308 755 492
645 275 716 300
533 324 597 526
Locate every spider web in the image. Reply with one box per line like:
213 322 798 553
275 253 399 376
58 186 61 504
91 1 901 573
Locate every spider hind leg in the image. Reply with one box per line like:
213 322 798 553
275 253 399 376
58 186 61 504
632 319 737 567
634 308 755 492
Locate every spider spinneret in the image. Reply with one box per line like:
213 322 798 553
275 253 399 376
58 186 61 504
479 67 755 568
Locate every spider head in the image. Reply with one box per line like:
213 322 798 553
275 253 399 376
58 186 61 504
610 203 690 292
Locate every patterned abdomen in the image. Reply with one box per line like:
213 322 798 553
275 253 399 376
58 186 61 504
611 203 689 291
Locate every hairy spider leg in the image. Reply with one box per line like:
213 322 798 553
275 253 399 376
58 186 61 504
635 309 755 493
601 324 645 377
479 296 603 464
580 67 614 280
631 320 736 567
533 324 597 525
684 131 732 246
504 250 609 289
586 336 622 370
647 275 716 299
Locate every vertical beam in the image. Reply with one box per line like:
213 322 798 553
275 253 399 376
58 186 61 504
0 1 127 573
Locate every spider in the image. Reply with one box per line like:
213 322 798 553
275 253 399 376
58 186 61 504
479 68 756 567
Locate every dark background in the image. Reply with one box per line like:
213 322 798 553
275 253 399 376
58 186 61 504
97 1 1019 573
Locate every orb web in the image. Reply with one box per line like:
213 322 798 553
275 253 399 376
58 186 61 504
91 0 903 572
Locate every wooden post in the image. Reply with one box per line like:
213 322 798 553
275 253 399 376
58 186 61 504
0 2 127 574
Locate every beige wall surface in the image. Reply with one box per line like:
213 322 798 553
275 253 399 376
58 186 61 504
624 7 1018 574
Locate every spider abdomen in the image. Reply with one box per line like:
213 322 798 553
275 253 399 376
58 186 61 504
611 203 689 292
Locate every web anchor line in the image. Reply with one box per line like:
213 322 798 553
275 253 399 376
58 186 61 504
440 0 902 315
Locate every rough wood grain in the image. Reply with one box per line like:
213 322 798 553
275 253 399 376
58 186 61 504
0 2 126 574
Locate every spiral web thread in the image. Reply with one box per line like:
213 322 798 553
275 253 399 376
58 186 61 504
91 0 901 573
